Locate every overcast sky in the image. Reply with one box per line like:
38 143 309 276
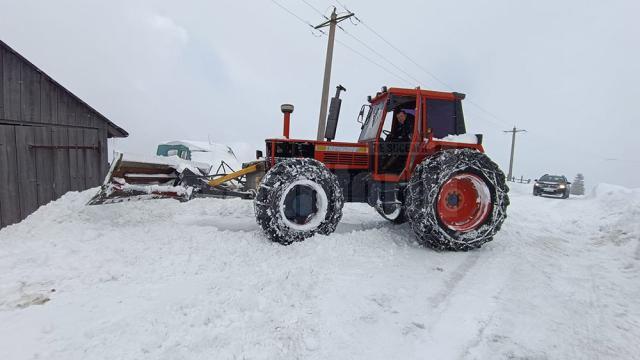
1 0 639 188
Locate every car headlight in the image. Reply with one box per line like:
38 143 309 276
534 183 540 187
558 185 566 189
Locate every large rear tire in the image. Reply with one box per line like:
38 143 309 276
405 149 509 251
254 158 344 245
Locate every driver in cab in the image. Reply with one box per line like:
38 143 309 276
387 108 414 142
382 107 414 172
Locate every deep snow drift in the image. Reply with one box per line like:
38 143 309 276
0 183 638 359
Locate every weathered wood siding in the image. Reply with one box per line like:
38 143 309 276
0 42 117 228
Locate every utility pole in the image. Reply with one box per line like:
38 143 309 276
503 127 527 181
314 7 354 141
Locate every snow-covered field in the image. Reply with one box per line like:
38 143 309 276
1 183 639 359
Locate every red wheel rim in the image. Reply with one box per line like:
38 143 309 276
437 173 492 232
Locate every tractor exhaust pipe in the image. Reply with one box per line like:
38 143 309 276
324 85 346 142
281 104 294 139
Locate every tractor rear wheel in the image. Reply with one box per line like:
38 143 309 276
405 149 509 251
254 158 344 245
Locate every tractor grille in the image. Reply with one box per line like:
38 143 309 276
323 153 369 166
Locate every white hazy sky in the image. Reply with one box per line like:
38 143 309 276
1 0 639 188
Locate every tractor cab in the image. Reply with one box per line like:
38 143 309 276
358 87 468 182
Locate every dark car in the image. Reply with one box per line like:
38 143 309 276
533 174 571 198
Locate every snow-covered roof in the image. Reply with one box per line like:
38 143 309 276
159 140 242 172
161 140 235 154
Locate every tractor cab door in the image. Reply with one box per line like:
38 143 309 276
360 94 421 182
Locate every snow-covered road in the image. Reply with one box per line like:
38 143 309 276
1 183 638 359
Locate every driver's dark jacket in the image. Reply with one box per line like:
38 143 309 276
388 116 414 143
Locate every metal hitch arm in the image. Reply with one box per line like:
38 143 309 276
207 164 259 187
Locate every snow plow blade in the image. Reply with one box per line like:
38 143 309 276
88 153 266 205
87 153 211 205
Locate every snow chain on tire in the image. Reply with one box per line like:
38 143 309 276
405 148 509 251
254 158 344 245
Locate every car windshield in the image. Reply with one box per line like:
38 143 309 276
540 175 564 182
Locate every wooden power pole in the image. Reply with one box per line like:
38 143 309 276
314 8 354 141
503 127 527 181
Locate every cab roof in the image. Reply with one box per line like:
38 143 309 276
370 87 465 103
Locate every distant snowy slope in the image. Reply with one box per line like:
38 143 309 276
0 183 638 359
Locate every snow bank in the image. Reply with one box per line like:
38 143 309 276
1 183 638 359
589 182 640 200
503 182 531 195
584 183 640 249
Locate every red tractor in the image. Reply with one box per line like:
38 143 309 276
253 86 509 251
91 85 509 251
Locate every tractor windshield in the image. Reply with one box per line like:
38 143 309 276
358 100 386 141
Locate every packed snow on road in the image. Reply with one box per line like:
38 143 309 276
0 183 638 359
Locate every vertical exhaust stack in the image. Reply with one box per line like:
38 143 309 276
324 85 346 142
281 104 294 139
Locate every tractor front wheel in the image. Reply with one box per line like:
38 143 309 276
405 149 509 251
254 158 344 245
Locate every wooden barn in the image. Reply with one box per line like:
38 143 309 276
0 39 128 228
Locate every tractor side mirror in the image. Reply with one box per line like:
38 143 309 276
256 150 263 159
357 104 370 124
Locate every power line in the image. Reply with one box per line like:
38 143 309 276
273 0 509 130
291 1 638 167
328 0 423 85
338 27 422 86
270 0 326 36
334 1 449 89
334 38 413 85
274 1 508 129
333 0 512 128
300 0 418 84
270 0 412 84
300 0 329 19
273 1 636 166
300 0 352 20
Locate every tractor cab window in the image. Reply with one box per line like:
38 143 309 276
426 98 466 138
358 100 386 141
358 95 418 142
